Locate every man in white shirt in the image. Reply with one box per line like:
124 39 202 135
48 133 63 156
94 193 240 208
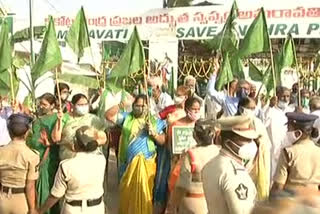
0 99 12 146
148 76 173 117
264 86 295 181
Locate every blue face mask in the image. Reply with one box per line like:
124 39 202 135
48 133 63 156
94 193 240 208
236 88 248 99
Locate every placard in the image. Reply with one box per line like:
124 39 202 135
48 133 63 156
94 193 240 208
172 126 196 154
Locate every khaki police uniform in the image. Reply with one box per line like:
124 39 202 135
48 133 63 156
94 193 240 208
176 145 220 214
274 138 320 191
202 151 257 214
0 140 40 214
51 152 106 214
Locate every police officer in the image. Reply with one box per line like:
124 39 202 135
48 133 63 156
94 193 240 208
0 113 40 214
271 112 320 194
202 116 259 214
166 119 221 214
39 125 107 214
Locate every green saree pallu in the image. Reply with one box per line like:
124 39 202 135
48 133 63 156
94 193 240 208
27 114 60 214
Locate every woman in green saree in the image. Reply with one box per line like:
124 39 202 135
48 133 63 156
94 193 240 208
27 93 60 214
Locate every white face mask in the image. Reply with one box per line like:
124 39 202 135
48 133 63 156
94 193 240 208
238 141 258 161
75 105 89 116
286 130 302 144
226 139 258 161
278 100 289 110
60 93 69 101
174 96 185 105
241 107 256 117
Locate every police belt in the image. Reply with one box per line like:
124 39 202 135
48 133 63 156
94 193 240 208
0 184 25 194
66 196 103 207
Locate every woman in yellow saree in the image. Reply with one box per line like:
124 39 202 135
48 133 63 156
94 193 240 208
118 95 167 214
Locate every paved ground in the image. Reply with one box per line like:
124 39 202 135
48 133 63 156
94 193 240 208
105 149 119 214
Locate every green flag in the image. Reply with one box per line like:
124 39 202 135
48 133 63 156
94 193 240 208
58 73 99 89
248 60 263 82
66 7 91 59
238 7 270 58
0 20 12 72
230 53 244 79
0 20 18 97
107 26 145 90
204 1 239 53
102 41 125 61
248 61 273 94
215 53 234 91
280 34 296 68
32 16 62 84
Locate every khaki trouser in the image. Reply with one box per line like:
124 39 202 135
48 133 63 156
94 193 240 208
61 200 105 214
178 196 208 214
0 191 28 214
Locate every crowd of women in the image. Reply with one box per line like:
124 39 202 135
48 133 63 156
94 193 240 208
1 66 320 214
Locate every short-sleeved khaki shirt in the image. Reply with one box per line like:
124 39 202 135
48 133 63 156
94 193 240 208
0 140 40 188
51 152 106 200
274 139 320 189
177 145 220 193
202 152 257 214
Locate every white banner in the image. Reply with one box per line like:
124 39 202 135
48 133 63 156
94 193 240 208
149 35 178 89
38 0 320 41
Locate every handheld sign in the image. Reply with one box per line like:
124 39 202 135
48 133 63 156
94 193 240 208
172 126 196 154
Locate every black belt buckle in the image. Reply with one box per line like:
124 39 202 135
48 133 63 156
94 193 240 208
67 196 102 207
0 184 25 194
87 196 102 207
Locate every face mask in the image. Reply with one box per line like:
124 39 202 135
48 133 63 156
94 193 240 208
302 97 309 108
174 96 185 105
147 87 153 97
238 141 258 160
1 101 9 107
189 88 195 95
236 88 248 99
132 106 145 118
286 130 302 144
75 105 89 116
226 139 258 161
187 110 201 121
116 113 124 124
38 107 51 116
60 93 69 101
278 100 289 110
241 107 256 117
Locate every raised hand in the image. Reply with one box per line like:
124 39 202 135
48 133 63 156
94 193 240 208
39 129 50 146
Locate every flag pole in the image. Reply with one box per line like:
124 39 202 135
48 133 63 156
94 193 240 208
143 62 151 124
255 60 266 99
268 38 277 95
89 47 101 89
9 68 15 102
293 47 301 107
255 82 264 99
55 67 62 111
29 0 35 66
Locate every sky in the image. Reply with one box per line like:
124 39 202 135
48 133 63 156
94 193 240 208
2 0 164 17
